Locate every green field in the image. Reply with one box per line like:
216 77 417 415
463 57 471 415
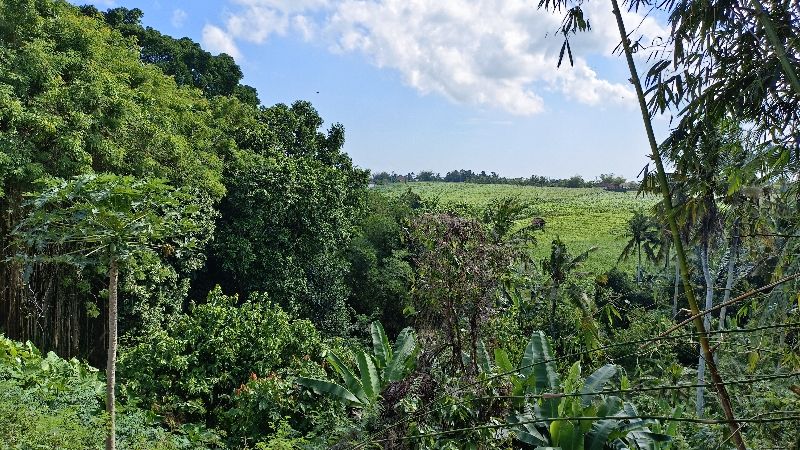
378 182 659 273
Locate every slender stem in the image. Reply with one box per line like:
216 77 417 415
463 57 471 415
748 0 800 96
608 1 745 448
720 222 739 331
106 259 118 450
672 261 680 318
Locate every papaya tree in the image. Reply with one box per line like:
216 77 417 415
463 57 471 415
11 174 205 450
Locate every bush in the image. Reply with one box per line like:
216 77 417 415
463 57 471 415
0 335 209 449
119 286 323 427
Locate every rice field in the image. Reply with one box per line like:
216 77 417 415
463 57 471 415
377 182 659 274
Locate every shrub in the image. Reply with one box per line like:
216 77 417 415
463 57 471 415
119 286 323 427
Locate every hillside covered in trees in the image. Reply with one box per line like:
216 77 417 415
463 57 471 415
1 0 799 449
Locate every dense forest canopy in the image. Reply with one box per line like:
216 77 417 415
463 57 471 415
0 0 798 449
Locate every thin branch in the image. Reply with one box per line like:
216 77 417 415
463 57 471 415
645 273 800 348
370 413 800 444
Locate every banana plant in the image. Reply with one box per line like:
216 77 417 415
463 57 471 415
494 331 675 449
296 322 419 407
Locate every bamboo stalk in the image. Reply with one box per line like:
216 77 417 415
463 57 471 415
608 0 746 447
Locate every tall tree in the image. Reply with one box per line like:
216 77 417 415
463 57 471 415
197 100 369 333
535 1 749 445
12 174 205 450
542 238 595 338
618 210 660 283
410 213 513 375
645 0 800 173
80 6 260 106
0 0 224 360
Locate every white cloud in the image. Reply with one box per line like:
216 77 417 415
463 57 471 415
230 0 330 13
171 9 188 28
292 15 315 41
210 0 667 114
202 24 242 59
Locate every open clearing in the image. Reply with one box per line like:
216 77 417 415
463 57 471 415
378 182 659 273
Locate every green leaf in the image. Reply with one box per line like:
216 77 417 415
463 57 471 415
587 419 619 450
551 419 584 450
356 350 381 401
666 405 683 436
370 321 391 368
494 348 513 373
628 431 671 449
596 396 624 418
521 331 560 392
385 328 418 382
517 431 548 446
508 413 547 445
326 352 367 403
295 377 361 405
580 364 617 407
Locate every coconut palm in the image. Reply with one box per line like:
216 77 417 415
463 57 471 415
542 238 596 338
618 210 661 283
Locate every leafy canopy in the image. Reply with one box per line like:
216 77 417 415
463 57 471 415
12 174 206 267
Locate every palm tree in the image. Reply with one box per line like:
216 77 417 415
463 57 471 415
618 210 660 283
542 238 595 338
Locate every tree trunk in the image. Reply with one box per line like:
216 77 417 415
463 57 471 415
609 1 745 447
549 284 558 338
719 224 739 331
636 242 642 283
696 244 714 417
106 259 119 450
672 262 680 319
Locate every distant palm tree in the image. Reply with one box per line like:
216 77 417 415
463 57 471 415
618 210 660 283
542 238 595 337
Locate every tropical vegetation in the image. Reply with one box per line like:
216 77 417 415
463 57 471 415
0 0 798 449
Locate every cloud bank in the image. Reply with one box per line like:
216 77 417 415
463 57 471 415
202 0 666 115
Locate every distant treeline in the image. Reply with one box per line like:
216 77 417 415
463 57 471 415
371 169 638 189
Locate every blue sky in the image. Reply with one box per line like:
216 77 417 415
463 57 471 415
80 0 671 180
